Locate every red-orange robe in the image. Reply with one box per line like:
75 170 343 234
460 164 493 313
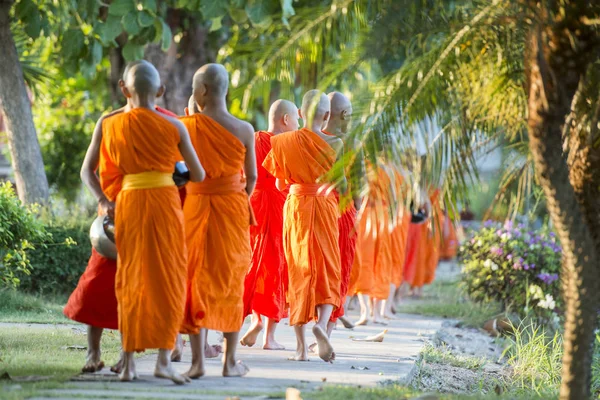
440 212 458 260
349 208 374 296
101 108 186 352
263 128 341 326
390 170 411 287
64 106 178 331
424 189 442 284
330 201 357 321
180 115 252 334
242 131 288 322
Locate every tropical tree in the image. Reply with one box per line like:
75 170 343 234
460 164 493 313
223 1 600 398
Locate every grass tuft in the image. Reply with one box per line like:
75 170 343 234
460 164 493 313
421 344 486 370
0 289 69 324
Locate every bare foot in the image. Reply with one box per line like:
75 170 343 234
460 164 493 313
119 358 137 382
355 316 368 326
308 342 318 353
184 364 205 379
171 335 184 362
205 344 223 358
372 317 389 326
82 351 104 373
339 316 355 329
263 339 285 350
155 363 190 385
312 325 334 363
110 355 124 374
383 311 397 320
223 360 250 377
240 320 263 347
288 351 309 361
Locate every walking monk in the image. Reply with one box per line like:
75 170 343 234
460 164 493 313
323 92 361 333
180 64 257 378
84 60 205 383
240 99 299 350
263 90 345 362
66 61 180 374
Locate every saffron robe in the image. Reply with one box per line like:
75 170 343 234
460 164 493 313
390 169 411 287
64 106 178 331
424 189 442 284
440 212 458 260
263 128 341 326
180 114 251 334
242 131 288 321
101 108 186 352
349 207 375 296
330 201 357 321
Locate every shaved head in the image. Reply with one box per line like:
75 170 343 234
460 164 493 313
301 90 330 128
268 99 299 134
122 60 145 81
325 91 353 135
192 63 229 98
123 60 161 97
328 92 352 116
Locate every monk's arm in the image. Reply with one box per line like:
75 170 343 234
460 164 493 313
242 123 258 196
276 178 287 191
80 116 113 217
171 118 205 182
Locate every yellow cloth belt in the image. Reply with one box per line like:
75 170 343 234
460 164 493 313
289 183 335 197
122 171 174 191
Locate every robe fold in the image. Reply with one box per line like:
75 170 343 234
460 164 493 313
101 108 186 352
330 201 357 321
242 131 288 322
64 106 178 331
180 114 251 334
390 169 411 287
424 189 442 284
349 208 374 296
263 128 341 326
440 212 458 260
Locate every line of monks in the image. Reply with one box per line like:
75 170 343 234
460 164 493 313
62 60 458 385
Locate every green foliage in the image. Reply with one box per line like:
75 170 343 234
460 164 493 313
459 221 562 325
35 70 110 202
0 183 49 288
19 219 92 296
0 288 67 323
421 343 486 370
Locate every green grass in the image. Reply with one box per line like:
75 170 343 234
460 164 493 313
421 344 486 371
0 289 70 324
397 279 502 327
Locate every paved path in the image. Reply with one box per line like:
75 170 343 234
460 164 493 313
34 311 442 399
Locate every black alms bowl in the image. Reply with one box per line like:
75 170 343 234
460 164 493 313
173 161 190 187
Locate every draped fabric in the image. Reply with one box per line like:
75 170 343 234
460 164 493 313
263 128 341 326
180 114 251 334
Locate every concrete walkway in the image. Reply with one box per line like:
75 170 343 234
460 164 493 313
34 311 442 399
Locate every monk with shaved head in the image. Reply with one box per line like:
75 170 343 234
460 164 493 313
240 99 298 351
66 60 183 375
180 63 257 378
86 60 205 383
263 89 345 362
322 92 363 334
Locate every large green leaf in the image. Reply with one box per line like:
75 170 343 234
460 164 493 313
23 9 42 39
98 14 123 44
122 42 145 61
228 7 248 23
141 0 157 12
210 16 223 32
123 11 142 36
245 0 276 29
138 10 155 27
61 28 85 55
109 0 135 17
160 19 172 51
90 40 103 66
200 1 228 19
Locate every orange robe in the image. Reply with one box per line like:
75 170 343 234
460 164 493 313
390 170 411 287
330 201 357 321
440 212 458 260
180 115 252 334
424 189 442 284
242 131 288 322
100 108 186 352
263 128 341 326
64 106 178 331
349 208 374 296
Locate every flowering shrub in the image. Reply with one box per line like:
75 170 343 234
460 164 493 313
459 221 562 325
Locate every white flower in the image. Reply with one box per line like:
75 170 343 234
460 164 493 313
538 294 556 310
476 240 483 247
491 262 499 271
529 284 544 300
483 259 492 268
501 232 512 241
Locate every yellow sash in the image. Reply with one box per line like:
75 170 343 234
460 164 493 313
122 172 174 191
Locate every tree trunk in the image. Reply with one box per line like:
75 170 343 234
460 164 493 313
524 9 600 399
0 0 49 204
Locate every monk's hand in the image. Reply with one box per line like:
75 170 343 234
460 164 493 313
99 198 116 219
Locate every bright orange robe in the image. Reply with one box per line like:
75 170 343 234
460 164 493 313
263 128 341 326
100 108 186 352
390 170 411 287
424 189 442 284
349 208 374 296
330 201 357 321
243 131 288 321
180 115 251 334
440 213 458 260
404 222 429 288
64 106 178 331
